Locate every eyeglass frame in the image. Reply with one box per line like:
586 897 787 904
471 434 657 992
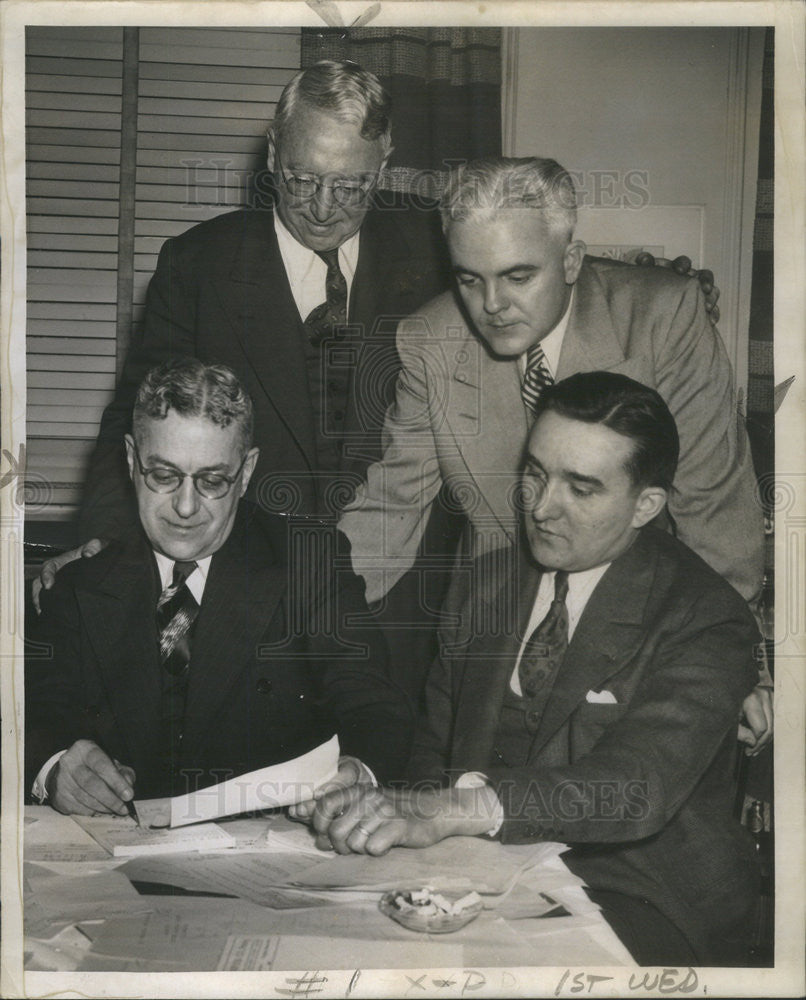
274 152 379 206
130 439 249 500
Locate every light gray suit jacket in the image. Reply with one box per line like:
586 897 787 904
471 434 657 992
340 257 763 603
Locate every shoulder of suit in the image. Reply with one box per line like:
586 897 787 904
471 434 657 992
398 290 466 334
582 254 700 297
227 500 351 567
165 209 270 253
641 527 755 620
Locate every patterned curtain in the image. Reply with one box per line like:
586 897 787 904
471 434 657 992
746 27 774 488
300 27 501 196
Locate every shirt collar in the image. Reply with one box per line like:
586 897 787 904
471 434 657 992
154 551 212 604
273 211 360 277
519 286 575 379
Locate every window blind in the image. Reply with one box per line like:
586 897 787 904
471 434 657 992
25 26 301 518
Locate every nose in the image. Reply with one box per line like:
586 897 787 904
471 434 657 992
310 181 336 220
528 478 561 523
482 279 507 316
172 475 200 519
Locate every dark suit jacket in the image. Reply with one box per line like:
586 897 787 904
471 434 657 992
409 527 760 964
26 503 414 799
80 196 452 540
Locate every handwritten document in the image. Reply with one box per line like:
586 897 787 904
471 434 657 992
73 815 236 857
134 735 340 828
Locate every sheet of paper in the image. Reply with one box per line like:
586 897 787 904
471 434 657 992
82 897 284 971
73 814 236 857
134 735 340 829
118 850 335 908
24 807 110 863
292 836 548 894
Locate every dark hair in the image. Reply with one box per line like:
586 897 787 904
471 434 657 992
133 358 253 454
533 371 680 490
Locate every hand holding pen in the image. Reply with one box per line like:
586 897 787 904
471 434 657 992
45 739 139 822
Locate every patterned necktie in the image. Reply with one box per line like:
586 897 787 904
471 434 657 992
157 560 199 678
518 571 570 700
521 343 554 416
303 248 348 345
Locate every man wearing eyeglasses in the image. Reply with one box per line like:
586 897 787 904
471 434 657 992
25 358 413 812
74 59 451 545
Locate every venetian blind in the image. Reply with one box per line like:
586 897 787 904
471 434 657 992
26 26 301 516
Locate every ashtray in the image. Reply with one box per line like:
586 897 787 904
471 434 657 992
379 887 483 934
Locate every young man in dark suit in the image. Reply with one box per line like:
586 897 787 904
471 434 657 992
303 372 761 966
26 359 412 809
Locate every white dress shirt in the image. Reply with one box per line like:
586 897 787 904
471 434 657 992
273 213 360 321
32 554 211 801
517 288 575 384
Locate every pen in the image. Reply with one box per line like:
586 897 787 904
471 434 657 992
125 797 141 828
108 753 140 826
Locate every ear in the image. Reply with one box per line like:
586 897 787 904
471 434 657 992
124 434 136 483
563 239 586 285
239 447 260 496
631 486 668 528
266 130 276 173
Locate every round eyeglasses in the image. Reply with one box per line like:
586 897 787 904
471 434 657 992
131 441 248 500
276 154 377 207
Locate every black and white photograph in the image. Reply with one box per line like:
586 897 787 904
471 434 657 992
1 1 803 997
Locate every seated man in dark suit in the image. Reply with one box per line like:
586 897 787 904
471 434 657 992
26 358 412 813
301 372 761 967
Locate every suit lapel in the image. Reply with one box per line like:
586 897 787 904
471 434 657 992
214 210 318 467
181 513 287 756
76 532 163 762
442 323 528 542
450 548 540 769
531 531 658 756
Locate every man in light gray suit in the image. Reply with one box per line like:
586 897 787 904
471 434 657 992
339 156 771 750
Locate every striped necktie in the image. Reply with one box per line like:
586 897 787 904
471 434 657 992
157 560 199 677
521 343 554 416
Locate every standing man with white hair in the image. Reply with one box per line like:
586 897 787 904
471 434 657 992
339 156 771 751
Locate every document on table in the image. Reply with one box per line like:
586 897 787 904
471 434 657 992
133 735 340 829
73 815 236 857
292 836 553 894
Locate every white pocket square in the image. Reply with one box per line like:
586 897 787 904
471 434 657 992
585 689 618 704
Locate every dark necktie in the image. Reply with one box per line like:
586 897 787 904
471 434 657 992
157 560 199 678
518 571 570 700
521 343 554 416
303 248 348 345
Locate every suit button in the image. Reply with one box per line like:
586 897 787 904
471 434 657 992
526 710 541 725
86 705 100 719
256 678 272 695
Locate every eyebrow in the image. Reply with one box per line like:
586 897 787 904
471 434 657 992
524 457 605 490
452 263 539 278
144 454 231 474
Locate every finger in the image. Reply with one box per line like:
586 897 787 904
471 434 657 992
32 577 44 615
288 799 317 822
82 538 106 558
54 764 123 815
310 787 352 837
86 746 135 800
117 764 137 787
365 818 409 856
345 812 386 854
737 723 757 747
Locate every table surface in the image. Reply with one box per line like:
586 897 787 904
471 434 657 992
22 805 634 974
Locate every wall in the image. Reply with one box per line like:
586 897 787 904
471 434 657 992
503 26 765 393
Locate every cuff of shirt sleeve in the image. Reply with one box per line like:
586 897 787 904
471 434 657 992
454 771 505 837
32 750 66 803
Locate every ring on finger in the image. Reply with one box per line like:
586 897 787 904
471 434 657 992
354 824 372 839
